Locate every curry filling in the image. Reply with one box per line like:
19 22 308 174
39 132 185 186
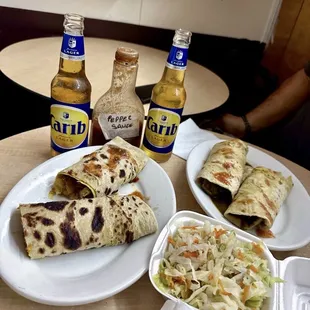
50 175 93 199
200 179 232 202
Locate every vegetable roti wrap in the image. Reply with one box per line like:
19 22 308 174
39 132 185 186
224 166 293 231
197 139 248 201
50 136 148 199
19 195 158 259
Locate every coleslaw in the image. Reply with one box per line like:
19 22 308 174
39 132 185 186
154 221 283 310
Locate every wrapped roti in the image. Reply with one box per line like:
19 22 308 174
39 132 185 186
242 163 254 182
50 136 148 199
197 139 248 201
19 194 158 259
224 166 293 230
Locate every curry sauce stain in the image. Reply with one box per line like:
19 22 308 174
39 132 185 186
213 172 231 185
256 227 275 238
129 191 145 201
83 162 102 177
107 146 129 169
262 193 277 212
258 202 273 223
223 162 234 169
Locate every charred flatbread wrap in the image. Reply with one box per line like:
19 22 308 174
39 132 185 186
19 194 158 259
197 139 248 201
50 136 148 199
224 166 293 231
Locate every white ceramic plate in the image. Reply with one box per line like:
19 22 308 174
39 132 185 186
0 146 176 306
186 139 310 251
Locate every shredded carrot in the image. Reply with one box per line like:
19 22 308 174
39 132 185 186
252 242 263 256
193 238 199 244
183 251 199 258
249 265 259 273
208 273 214 281
242 285 250 304
236 250 244 260
237 280 245 289
173 277 186 284
219 279 232 296
168 236 176 246
214 228 226 238
182 226 198 230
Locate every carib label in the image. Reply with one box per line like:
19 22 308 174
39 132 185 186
166 44 189 70
143 101 183 154
60 33 85 61
50 100 90 153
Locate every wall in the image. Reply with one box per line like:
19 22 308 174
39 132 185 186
262 0 310 82
1 0 281 43
0 2 282 121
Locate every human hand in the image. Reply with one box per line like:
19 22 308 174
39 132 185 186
214 114 245 138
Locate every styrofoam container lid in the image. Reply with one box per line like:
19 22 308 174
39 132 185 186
149 211 310 310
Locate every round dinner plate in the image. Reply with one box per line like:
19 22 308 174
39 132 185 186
186 139 310 251
0 146 176 306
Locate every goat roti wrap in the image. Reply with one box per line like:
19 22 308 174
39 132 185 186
224 166 293 230
197 139 248 201
19 195 158 259
50 136 148 199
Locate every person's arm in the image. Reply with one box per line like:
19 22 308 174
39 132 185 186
216 68 310 138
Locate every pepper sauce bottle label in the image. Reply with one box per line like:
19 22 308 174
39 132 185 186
98 113 139 140
166 44 188 70
142 101 183 154
50 100 90 153
60 33 85 61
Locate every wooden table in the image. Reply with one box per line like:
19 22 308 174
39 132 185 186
0 37 229 115
0 127 309 309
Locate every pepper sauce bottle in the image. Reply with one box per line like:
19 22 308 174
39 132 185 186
89 47 144 147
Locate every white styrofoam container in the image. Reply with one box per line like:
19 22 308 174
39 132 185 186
149 211 310 310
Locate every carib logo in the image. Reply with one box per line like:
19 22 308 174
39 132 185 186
176 50 183 60
145 108 180 149
50 104 88 150
68 37 77 49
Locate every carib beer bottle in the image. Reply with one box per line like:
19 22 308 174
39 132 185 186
50 13 91 156
141 29 192 162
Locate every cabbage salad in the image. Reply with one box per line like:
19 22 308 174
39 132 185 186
154 221 283 310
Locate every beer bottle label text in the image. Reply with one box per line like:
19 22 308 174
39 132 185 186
50 100 90 153
166 44 189 70
60 33 85 61
143 101 183 154
98 113 139 140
